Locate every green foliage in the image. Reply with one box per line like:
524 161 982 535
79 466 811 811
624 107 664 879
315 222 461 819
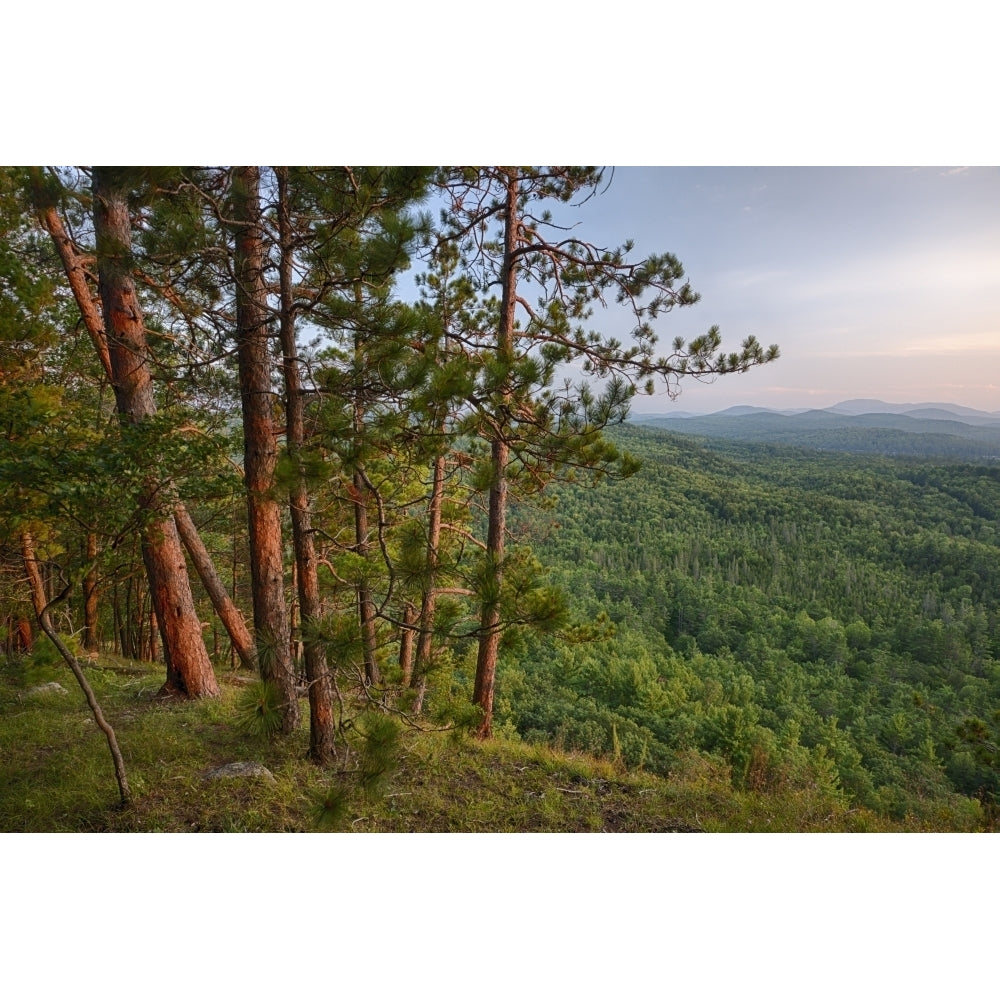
311 785 351 831
354 711 402 798
235 681 284 738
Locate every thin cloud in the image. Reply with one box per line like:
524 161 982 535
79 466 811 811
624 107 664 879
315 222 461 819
902 330 1000 353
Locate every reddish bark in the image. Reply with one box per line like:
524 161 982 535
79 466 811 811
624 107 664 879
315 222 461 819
34 195 114 383
83 531 99 652
37 175 246 692
173 504 256 672
14 617 33 653
276 166 334 761
92 167 219 698
231 166 298 733
148 607 159 663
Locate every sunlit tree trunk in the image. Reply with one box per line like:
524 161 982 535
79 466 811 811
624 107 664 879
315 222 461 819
276 166 334 762
31 182 114 384
37 173 246 690
173 503 255 671
231 165 298 732
92 167 219 697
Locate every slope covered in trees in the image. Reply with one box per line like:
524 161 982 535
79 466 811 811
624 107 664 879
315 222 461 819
501 424 1000 825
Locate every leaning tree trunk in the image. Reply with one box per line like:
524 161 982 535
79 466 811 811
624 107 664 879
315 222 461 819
173 504 256 672
22 531 131 805
31 175 114 384
92 167 219 698
276 166 334 762
36 175 243 690
231 165 298 734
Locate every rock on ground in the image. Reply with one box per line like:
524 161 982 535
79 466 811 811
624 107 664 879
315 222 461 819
204 761 277 784
25 682 69 697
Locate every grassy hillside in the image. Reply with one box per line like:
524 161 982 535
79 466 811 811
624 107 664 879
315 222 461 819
0 652 951 832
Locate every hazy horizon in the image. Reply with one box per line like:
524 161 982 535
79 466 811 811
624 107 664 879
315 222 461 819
629 396 1000 418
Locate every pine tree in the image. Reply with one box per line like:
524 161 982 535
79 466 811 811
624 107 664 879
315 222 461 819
91 167 219 697
267 167 429 749
275 166 334 761
229 165 299 731
283 168 430 693
436 167 778 737
27 167 252 680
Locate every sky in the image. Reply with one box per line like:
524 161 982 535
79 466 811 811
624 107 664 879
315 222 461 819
526 166 1000 415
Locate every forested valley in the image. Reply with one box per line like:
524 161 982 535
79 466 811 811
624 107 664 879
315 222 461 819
507 424 1000 827
2 166 996 832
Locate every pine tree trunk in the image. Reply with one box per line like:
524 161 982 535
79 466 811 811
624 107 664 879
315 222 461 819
92 167 219 698
149 607 158 663
353 470 381 686
83 531 100 652
472 170 519 739
37 187 252 667
231 165 298 733
410 451 447 708
473 436 509 738
351 311 381 687
173 503 256 672
399 601 418 687
39 173 241 691
276 166 334 762
31 183 114 383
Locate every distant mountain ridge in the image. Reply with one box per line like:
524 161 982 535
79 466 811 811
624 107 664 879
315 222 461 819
645 398 1000 422
826 398 1000 421
631 398 1000 460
